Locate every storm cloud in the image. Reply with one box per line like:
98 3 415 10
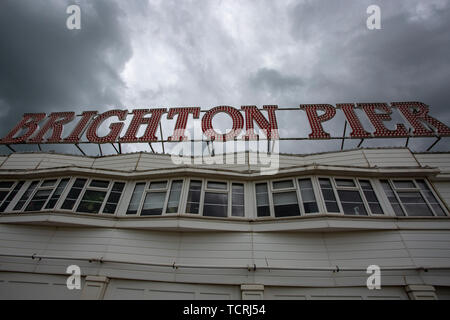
1 0 449 155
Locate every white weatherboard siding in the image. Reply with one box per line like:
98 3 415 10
0 148 449 299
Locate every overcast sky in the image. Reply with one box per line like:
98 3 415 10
1 0 450 156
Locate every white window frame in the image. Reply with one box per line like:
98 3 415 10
21 177 71 212
0 180 23 211
127 179 184 216
382 178 448 217
60 177 126 215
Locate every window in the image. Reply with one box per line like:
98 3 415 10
186 180 202 214
256 177 386 218
126 180 182 216
256 183 270 217
272 179 300 217
62 178 87 210
24 179 70 212
319 178 339 213
127 183 145 215
76 180 109 214
0 181 24 212
381 179 447 217
203 181 228 217
231 183 245 217
13 181 39 211
298 178 318 213
166 180 183 213
334 179 367 216
359 180 383 215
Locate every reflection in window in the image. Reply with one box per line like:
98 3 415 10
186 180 202 214
256 183 270 217
381 180 404 216
337 189 367 215
416 180 446 216
231 183 245 217
359 180 383 214
103 182 125 214
126 183 145 215
298 178 318 213
0 181 25 212
142 191 166 215
203 192 228 217
319 178 339 213
166 180 183 213
62 178 87 210
77 190 107 213
273 191 300 217
45 179 70 209
14 181 39 211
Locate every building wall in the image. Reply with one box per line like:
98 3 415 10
0 148 449 299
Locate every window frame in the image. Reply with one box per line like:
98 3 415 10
59 177 126 215
182 178 247 219
126 179 184 216
382 178 448 217
0 180 22 211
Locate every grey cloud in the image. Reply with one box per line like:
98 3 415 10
0 0 133 153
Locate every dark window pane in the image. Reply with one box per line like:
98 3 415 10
102 182 125 214
45 178 70 209
416 179 446 216
273 180 294 189
256 183 270 217
393 180 415 189
13 181 39 211
381 180 404 216
141 191 166 215
186 180 202 214
76 190 107 213
126 183 145 215
319 178 339 213
166 180 183 213
89 180 110 188
335 179 355 187
397 191 433 216
61 178 87 210
257 206 270 217
299 178 318 213
149 181 167 190
303 202 318 213
0 191 8 203
232 183 245 217
337 190 367 216
0 181 14 188
203 192 228 217
207 181 227 190
273 192 300 217
25 189 52 211
41 179 57 187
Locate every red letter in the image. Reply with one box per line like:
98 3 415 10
28 112 75 143
358 103 408 137
63 111 98 143
86 110 127 143
241 105 279 140
392 101 450 136
201 106 244 141
120 108 167 142
300 104 336 139
167 107 200 141
337 103 371 138
0 113 46 144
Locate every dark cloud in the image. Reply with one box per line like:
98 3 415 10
0 0 133 153
1 0 449 155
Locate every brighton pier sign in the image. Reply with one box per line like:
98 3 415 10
1 102 450 149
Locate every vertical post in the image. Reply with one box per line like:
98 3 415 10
340 121 347 151
159 123 165 154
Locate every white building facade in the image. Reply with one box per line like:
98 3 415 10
0 147 450 300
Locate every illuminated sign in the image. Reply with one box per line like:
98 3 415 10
0 102 449 145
